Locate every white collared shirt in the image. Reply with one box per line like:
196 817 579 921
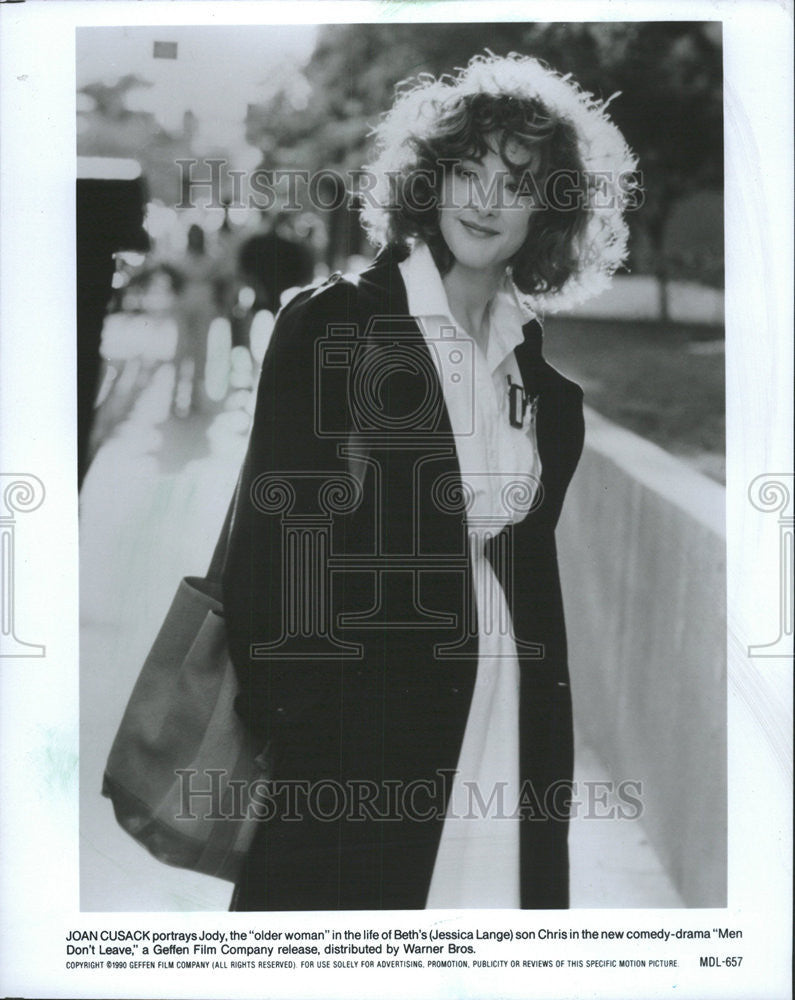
398 242 540 908
398 241 542 530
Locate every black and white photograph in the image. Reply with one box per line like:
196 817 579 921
0 2 791 999
78 18 726 913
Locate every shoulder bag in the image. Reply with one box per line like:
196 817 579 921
101 485 271 883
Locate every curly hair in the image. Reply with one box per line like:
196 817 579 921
360 53 639 312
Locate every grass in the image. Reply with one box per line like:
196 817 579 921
542 317 725 484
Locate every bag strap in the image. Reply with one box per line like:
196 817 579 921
206 473 242 583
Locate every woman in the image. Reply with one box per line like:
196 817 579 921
172 223 220 416
222 53 636 910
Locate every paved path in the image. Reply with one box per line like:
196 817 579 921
80 358 681 911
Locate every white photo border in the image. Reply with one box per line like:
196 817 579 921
0 2 791 999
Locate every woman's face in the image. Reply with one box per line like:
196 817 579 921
438 134 535 278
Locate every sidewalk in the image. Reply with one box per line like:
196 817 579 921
79 359 681 911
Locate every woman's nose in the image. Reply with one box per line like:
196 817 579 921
470 174 502 213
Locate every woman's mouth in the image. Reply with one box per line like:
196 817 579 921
460 219 499 238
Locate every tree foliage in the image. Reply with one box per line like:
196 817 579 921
247 21 723 278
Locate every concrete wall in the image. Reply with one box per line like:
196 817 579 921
558 275 724 325
557 407 726 907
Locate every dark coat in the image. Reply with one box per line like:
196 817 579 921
222 247 584 910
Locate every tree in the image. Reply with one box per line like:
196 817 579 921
246 21 723 282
